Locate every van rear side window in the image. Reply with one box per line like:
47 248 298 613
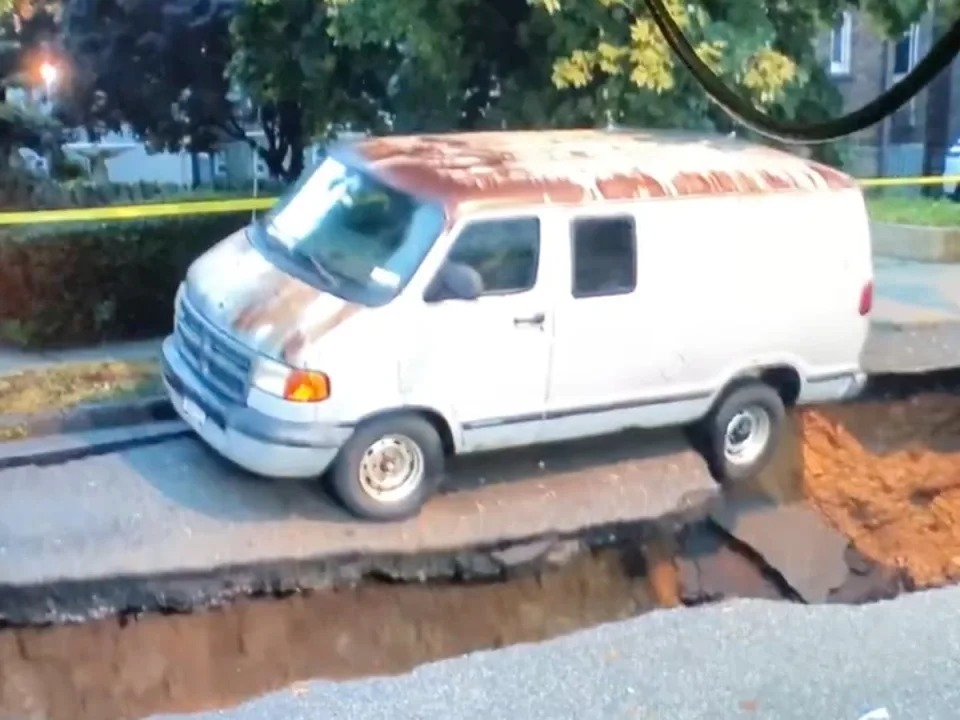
571 216 637 298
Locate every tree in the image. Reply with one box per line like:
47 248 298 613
59 0 238 156
328 0 553 131
319 0 945 145
921 1 954 196
487 0 935 143
228 0 396 179
221 0 957 182
0 0 62 171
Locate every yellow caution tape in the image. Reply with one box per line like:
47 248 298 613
0 196 278 226
858 174 960 188
0 173 957 227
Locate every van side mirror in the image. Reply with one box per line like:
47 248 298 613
425 261 484 302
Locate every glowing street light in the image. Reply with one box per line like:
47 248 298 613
39 61 58 97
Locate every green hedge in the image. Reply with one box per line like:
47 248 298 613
0 212 251 349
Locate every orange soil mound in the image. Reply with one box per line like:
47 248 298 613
802 394 960 588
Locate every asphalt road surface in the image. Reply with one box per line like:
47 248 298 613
864 320 960 374
152 585 960 720
0 429 714 589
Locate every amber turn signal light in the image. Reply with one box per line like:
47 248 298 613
283 370 331 403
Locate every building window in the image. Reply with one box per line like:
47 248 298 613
891 23 921 129
893 23 920 79
829 12 852 75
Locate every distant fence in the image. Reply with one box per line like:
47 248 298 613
0 174 956 227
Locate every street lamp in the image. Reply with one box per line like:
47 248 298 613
39 61 58 99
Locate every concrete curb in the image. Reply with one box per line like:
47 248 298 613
0 394 175 440
871 222 960 263
0 420 190 471
869 318 960 331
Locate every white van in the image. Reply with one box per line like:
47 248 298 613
162 129 873 521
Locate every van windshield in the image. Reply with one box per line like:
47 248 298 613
257 156 445 306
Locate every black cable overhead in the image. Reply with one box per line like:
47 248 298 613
642 0 960 143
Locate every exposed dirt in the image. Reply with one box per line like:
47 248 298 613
802 393 960 589
2 391 960 720
0 548 665 720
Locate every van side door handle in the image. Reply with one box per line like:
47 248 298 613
513 312 546 327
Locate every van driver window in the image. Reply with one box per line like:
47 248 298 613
571 216 637 297
447 217 540 295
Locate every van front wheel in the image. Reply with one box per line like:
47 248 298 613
700 382 785 483
329 414 445 522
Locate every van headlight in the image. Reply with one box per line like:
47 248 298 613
251 357 331 403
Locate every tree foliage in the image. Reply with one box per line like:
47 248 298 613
227 0 396 178
59 0 237 154
0 0 62 167
312 0 949 158
18 0 960 182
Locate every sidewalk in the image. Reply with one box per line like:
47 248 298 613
873 256 960 326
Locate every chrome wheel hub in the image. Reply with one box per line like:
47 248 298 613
357 434 424 503
723 406 771 466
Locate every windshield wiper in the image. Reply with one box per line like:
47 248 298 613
292 248 341 289
254 221 344 292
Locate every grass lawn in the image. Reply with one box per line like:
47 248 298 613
866 195 960 227
0 360 163 441
0 360 162 416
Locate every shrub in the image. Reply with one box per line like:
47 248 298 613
0 211 251 348
0 170 259 211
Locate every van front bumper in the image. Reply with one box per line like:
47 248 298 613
162 336 351 479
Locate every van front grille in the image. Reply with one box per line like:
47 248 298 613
174 296 252 404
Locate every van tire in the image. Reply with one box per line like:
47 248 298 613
700 381 785 483
329 414 445 522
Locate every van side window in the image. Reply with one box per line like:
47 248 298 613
447 217 540 295
571 216 637 298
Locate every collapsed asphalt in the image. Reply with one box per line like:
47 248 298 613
0 427 716 624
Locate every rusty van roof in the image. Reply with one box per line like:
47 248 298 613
328 128 856 215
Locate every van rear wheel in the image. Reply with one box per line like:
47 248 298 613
700 381 785 483
329 414 445 522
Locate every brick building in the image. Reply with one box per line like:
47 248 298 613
819 8 960 179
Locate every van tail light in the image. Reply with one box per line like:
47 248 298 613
858 280 874 316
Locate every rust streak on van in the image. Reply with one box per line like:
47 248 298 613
758 171 793 191
232 276 317 333
302 303 363 343
672 172 711 196
599 173 670 199
270 302 361 366
736 171 763 194
810 163 855 190
337 129 858 217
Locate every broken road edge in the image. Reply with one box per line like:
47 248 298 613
0 509 908 629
